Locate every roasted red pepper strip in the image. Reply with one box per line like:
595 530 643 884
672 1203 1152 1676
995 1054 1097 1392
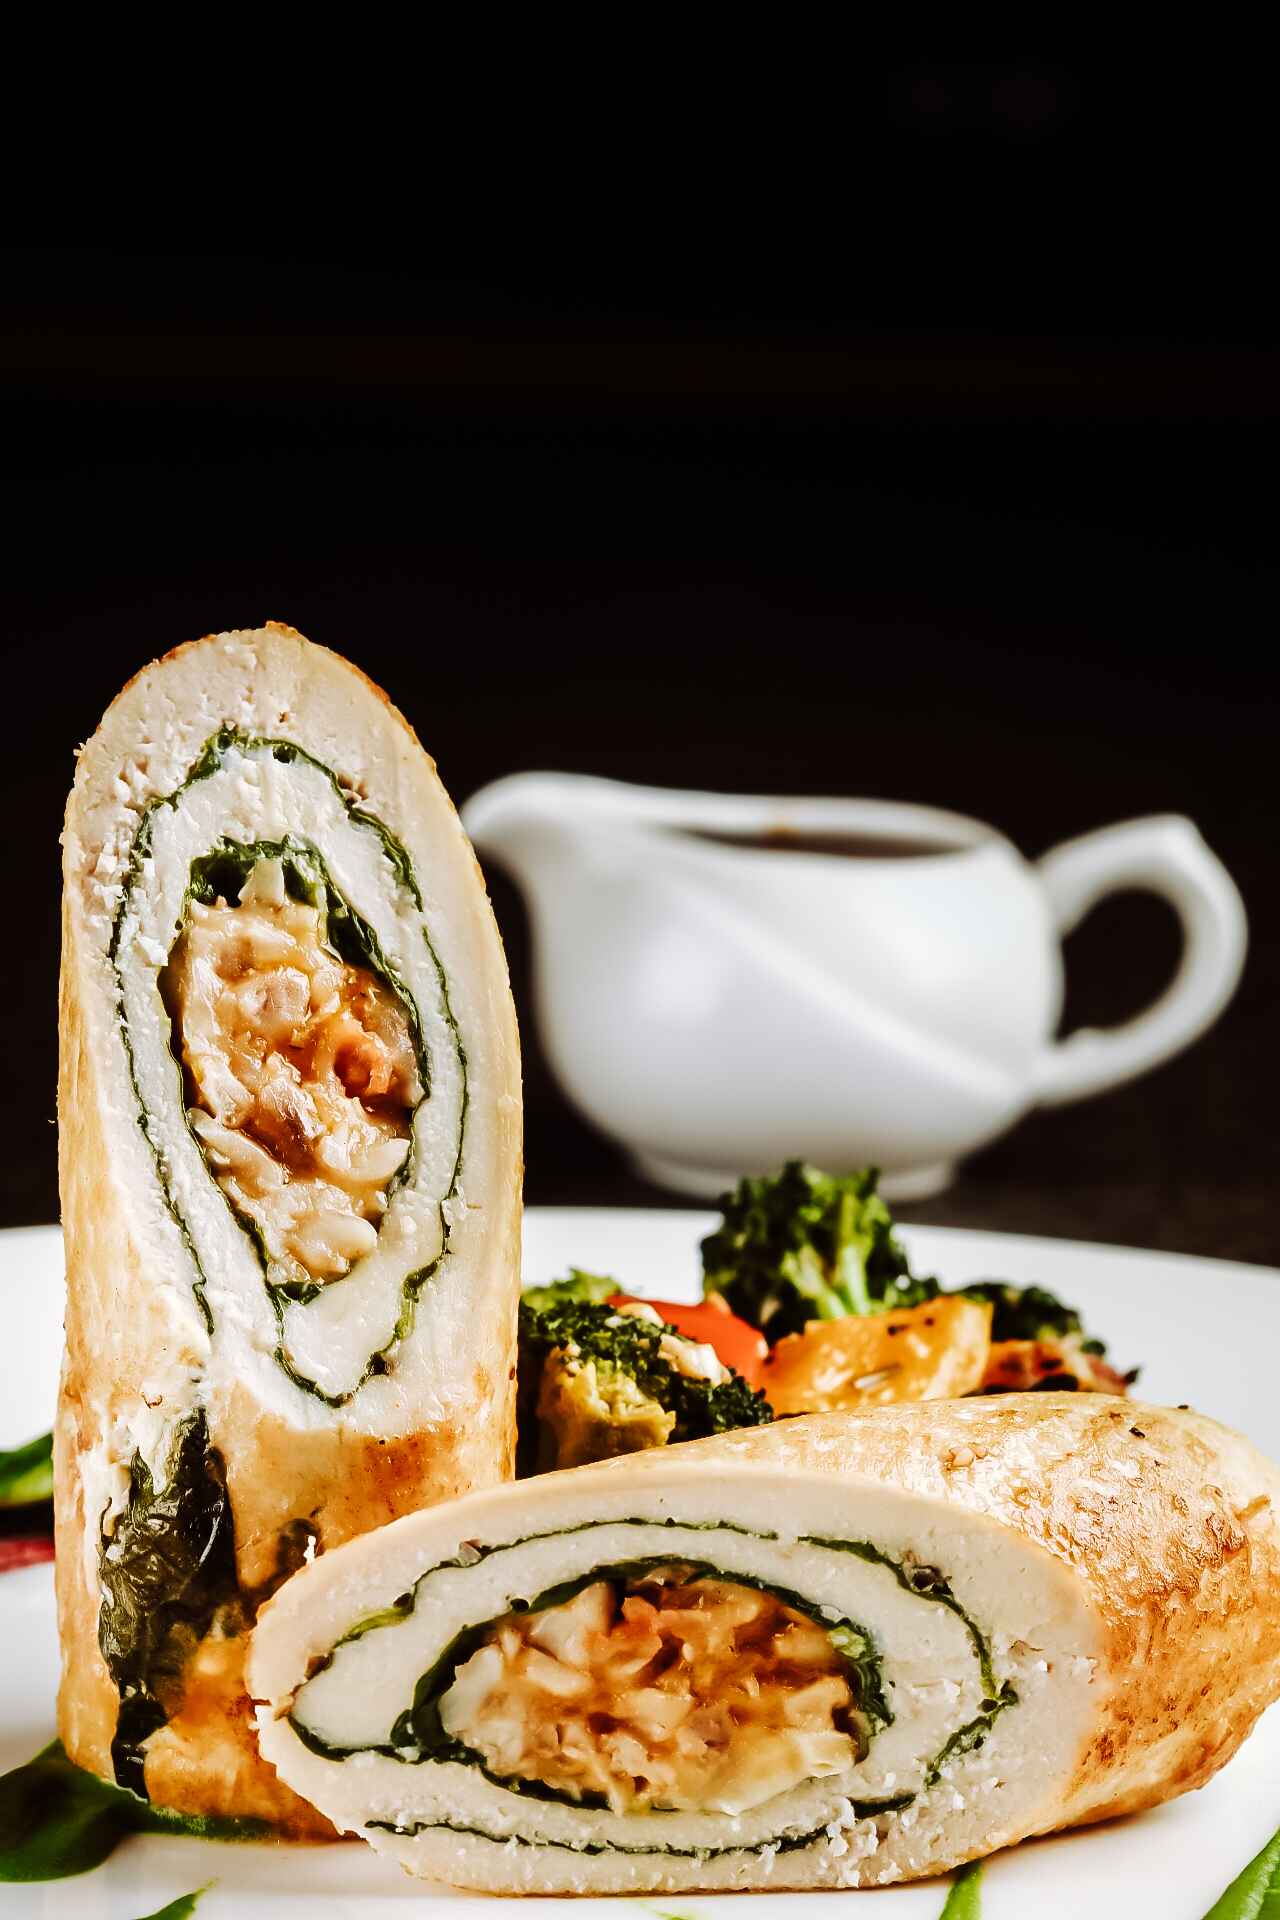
0 1537 55 1573
607 1294 769 1386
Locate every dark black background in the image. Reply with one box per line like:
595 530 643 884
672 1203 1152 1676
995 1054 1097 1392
2 63 1275 1259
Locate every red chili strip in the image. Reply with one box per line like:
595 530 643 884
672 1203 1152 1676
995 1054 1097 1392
0 1537 55 1573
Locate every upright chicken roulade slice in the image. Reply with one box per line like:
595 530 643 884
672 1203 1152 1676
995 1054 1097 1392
251 1395 1280 1890
57 622 521 1831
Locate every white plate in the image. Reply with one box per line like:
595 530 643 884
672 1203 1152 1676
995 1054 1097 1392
3 1211 1279 1918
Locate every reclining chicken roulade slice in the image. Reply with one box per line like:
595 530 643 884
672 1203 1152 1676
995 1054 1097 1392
250 1394 1280 1890
57 622 521 1831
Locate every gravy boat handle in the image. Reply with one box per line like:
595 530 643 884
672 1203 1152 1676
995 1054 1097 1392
1033 814 1247 1106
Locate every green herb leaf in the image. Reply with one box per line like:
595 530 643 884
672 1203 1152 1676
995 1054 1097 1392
0 1740 140 1881
0 1432 53 1509
0 1740 263 1882
937 1858 983 1918
135 1885 212 1919
1201 1821 1280 1917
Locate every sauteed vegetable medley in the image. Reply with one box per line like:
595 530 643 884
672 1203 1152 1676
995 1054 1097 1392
520 1162 1134 1470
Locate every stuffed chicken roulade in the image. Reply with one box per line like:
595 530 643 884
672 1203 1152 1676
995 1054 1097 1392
56 623 521 1831
250 1395 1280 1890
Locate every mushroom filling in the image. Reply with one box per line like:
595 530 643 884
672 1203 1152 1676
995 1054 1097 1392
162 856 421 1284
437 1566 870 1815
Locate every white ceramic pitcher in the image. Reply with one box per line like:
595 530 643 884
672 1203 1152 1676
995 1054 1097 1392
462 774 1247 1198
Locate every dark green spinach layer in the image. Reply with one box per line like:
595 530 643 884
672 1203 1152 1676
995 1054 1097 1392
365 1801 913 1856
805 1536 1018 1791
97 1412 239 1796
96 1415 320 1797
290 1516 1011 1850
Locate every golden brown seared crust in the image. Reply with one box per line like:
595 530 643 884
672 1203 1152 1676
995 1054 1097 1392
140 1632 337 1839
216 1370 517 1593
53 1388 115 1782
55 886 204 1790
56 622 522 1828
613 1395 1280 1840
55 722 343 1833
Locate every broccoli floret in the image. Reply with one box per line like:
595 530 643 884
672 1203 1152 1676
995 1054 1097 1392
521 1268 619 1315
697 1165 1108 1362
701 1162 938 1342
960 1281 1091 1346
670 1365 775 1439
537 1353 676 1467
518 1291 772 1472
522 1296 665 1380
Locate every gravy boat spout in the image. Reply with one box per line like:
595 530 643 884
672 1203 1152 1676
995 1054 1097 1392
462 771 726 871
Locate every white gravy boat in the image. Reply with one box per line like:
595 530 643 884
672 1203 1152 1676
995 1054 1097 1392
463 775 1247 1198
